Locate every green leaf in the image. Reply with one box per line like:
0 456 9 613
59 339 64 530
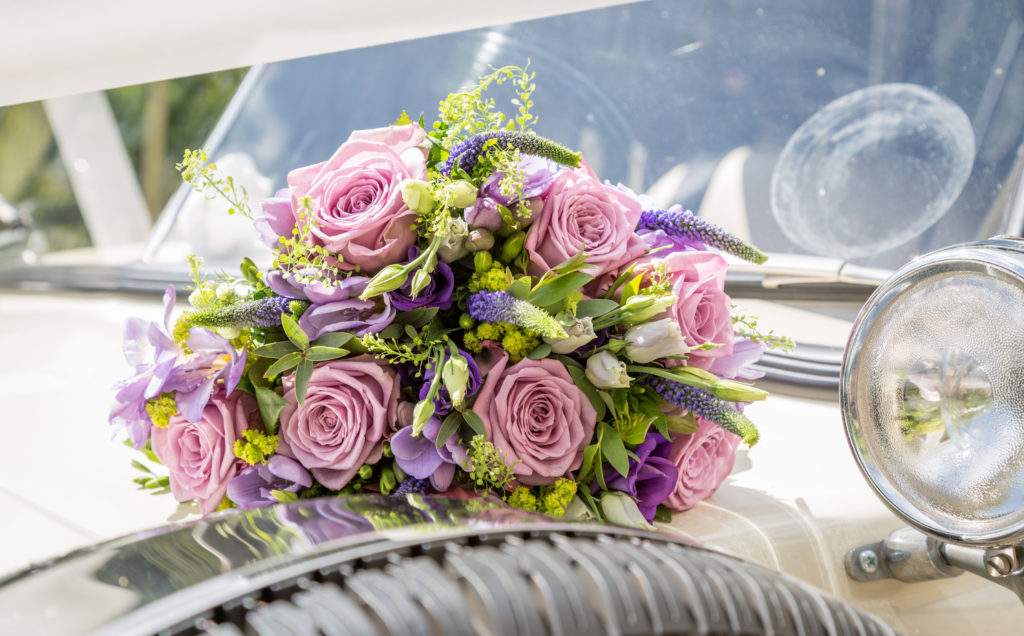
506 276 532 300
254 340 300 359
294 358 314 404
575 298 619 318
554 354 584 371
562 362 607 420
393 110 413 126
604 263 638 299
395 307 439 328
131 460 154 475
627 364 719 393
313 332 354 349
255 386 290 435
437 412 462 449
601 422 629 478
376 323 404 340
577 443 599 482
527 343 551 360
264 351 302 379
280 313 309 350
653 505 673 523
305 346 349 362
619 273 645 303
463 409 486 437
611 387 629 414
666 412 698 434
576 487 602 519
549 244 594 275
528 271 594 308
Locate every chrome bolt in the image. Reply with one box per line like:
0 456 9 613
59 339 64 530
986 553 1013 577
858 549 879 574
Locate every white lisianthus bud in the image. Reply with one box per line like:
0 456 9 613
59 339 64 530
624 318 690 363
599 491 654 530
441 354 471 408
585 351 631 389
619 293 677 325
411 398 435 436
401 179 435 214
448 180 479 208
437 217 470 263
466 228 495 251
544 316 597 354
360 264 409 299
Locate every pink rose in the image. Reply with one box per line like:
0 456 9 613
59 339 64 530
151 390 256 515
525 171 647 277
287 124 428 272
664 416 740 511
474 355 596 486
661 250 735 362
277 357 399 489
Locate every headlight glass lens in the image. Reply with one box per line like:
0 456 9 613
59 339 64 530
843 239 1024 545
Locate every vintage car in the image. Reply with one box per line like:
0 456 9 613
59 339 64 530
1 1 1023 633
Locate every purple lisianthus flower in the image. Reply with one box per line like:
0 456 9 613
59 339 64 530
418 348 482 415
594 431 679 522
694 338 767 381
227 455 313 509
295 276 396 340
391 248 454 311
391 417 470 491
481 155 562 206
110 285 182 448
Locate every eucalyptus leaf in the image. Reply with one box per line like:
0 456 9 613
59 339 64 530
294 358 314 404
604 263 638 299
305 346 349 362
395 307 439 328
376 323 405 340
463 409 486 437
313 332 354 349
527 343 551 360
601 422 629 478
437 412 462 449
578 443 599 482
528 271 594 308
575 298 619 318
549 244 593 274
254 340 300 359
280 313 310 350
264 351 302 379
255 386 290 435
666 413 698 434
619 273 645 303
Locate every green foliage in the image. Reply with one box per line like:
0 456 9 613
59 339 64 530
233 429 279 465
176 148 252 218
255 386 289 435
436 65 537 148
145 392 178 428
466 434 518 492
732 307 795 351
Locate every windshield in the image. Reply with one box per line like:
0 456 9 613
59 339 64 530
147 0 1024 275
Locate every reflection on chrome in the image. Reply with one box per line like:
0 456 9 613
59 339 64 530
900 349 992 445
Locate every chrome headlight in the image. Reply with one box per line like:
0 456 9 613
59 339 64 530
842 238 1024 546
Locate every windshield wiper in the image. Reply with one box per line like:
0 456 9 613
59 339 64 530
725 253 889 301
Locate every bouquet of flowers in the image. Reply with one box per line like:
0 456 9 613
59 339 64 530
111 66 787 527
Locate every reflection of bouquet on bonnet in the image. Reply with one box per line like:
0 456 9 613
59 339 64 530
111 66 789 527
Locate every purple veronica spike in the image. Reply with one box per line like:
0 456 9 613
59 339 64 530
638 209 767 264
465 291 566 339
183 296 295 330
643 376 759 445
393 477 431 496
439 131 581 177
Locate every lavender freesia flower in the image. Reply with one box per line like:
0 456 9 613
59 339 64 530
168 328 248 423
481 155 562 206
295 276 396 340
109 285 182 448
227 455 313 509
391 248 454 311
418 349 482 415
253 188 297 247
698 338 767 381
391 417 470 491
595 432 679 522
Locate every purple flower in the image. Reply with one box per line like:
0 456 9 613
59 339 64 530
594 432 679 522
253 188 298 247
110 285 182 448
637 228 707 254
391 417 470 491
480 155 563 206
167 328 248 423
698 338 767 381
643 376 758 446
390 248 455 311
637 208 767 264
226 455 313 509
438 131 580 177
418 349 482 415
295 276 396 340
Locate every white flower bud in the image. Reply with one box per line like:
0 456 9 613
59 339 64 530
585 351 631 389
441 354 471 408
401 179 435 214
437 217 470 263
624 318 690 363
544 316 597 354
448 180 479 208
